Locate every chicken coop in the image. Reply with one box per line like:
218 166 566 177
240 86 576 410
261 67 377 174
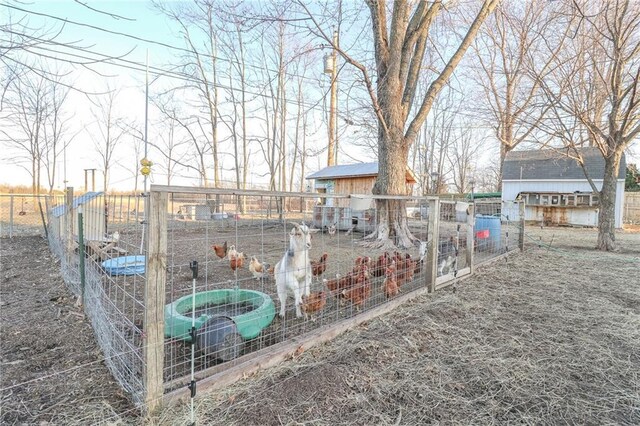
48 191 106 241
306 162 417 231
306 162 417 207
502 148 626 227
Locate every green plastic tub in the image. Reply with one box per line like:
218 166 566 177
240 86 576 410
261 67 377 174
164 289 276 342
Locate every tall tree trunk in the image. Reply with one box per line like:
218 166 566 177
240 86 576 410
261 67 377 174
498 141 514 191
596 151 622 250
371 120 415 248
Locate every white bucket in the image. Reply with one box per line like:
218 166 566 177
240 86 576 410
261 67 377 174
350 194 373 211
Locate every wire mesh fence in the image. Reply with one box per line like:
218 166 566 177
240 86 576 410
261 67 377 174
473 200 523 265
44 189 147 405
156 190 435 397
0 193 147 238
0 194 49 238
26 186 524 412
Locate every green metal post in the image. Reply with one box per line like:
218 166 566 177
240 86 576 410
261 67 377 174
78 210 86 305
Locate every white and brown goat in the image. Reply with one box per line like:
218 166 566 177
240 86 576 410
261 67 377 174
275 222 319 318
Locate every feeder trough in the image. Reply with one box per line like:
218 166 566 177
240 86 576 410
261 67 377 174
101 255 146 276
164 289 276 361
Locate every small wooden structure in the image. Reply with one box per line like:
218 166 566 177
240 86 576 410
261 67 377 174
49 192 106 241
306 162 417 207
49 191 127 260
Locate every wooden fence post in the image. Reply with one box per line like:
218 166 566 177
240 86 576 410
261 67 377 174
466 202 475 275
144 190 168 413
518 201 525 251
426 198 440 293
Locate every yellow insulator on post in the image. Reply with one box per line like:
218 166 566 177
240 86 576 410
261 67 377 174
140 165 151 176
140 158 153 167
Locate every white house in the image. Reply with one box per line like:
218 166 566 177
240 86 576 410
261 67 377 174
501 148 626 228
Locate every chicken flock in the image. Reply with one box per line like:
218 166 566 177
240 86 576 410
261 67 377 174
211 240 423 320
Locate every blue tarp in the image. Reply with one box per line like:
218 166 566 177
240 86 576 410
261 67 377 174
102 255 146 276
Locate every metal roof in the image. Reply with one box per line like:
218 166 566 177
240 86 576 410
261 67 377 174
503 148 625 180
50 192 104 218
306 162 417 183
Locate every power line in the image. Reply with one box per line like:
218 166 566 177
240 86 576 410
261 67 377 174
13 41 333 116
1 2 326 86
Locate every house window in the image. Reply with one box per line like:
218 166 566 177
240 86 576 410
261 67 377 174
566 195 575 206
551 195 559 205
541 195 550 205
591 195 599 206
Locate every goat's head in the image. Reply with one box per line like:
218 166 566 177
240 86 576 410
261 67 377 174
289 222 319 251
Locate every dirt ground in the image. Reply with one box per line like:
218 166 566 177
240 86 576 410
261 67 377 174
0 236 135 425
1 227 639 425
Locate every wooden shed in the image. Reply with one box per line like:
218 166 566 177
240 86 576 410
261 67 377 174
306 162 417 207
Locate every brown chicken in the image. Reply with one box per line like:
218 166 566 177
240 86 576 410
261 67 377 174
341 264 371 309
212 241 228 260
324 273 354 297
227 245 246 271
301 291 327 320
396 253 417 286
382 261 399 299
311 253 329 279
249 257 270 280
324 274 340 296
351 256 373 280
372 252 392 277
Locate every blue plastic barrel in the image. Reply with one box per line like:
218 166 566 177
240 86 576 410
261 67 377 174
474 215 501 252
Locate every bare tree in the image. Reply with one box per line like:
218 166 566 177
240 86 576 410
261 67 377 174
471 0 567 184
117 124 144 196
446 126 482 194
90 90 125 193
216 2 254 211
153 0 222 187
41 80 72 194
256 18 288 195
1 64 71 194
303 0 499 247
1 68 46 194
155 114 187 186
539 0 640 250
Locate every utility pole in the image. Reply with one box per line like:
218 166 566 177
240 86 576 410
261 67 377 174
325 30 339 167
